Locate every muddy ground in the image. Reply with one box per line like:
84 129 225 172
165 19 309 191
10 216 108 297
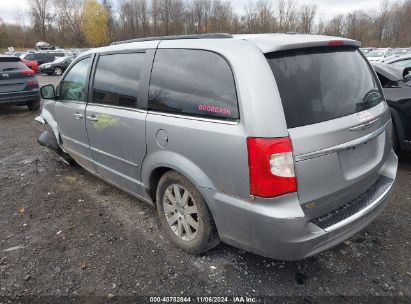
0 76 410 303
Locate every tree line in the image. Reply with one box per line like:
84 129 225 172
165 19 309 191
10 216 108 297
0 0 410 49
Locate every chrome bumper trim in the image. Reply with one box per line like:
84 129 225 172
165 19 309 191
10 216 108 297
295 120 391 162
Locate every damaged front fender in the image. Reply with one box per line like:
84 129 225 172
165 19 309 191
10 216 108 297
34 100 60 144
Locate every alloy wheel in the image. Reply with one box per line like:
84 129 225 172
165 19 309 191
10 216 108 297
163 184 199 241
54 67 63 76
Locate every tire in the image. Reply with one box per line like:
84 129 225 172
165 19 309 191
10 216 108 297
27 100 40 111
392 124 400 153
156 171 220 254
53 67 63 76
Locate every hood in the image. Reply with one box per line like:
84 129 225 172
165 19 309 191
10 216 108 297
372 63 404 81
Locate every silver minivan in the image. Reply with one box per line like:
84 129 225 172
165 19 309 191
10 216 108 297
36 33 398 261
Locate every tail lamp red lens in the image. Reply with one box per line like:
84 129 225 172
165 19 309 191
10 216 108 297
247 137 297 198
25 81 39 90
20 69 35 76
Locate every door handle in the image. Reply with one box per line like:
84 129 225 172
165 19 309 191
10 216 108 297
86 115 98 122
73 112 83 119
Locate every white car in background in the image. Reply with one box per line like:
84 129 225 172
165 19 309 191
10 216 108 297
366 48 395 63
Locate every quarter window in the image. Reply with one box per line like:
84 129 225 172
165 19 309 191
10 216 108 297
92 52 145 108
60 57 92 102
148 49 239 120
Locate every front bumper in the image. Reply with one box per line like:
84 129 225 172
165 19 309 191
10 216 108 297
201 150 398 261
0 91 40 105
39 67 53 74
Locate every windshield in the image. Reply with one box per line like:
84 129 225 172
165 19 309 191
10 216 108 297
53 57 68 63
366 51 385 57
393 49 409 55
266 47 382 128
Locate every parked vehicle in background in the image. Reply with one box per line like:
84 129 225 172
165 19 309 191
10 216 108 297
384 54 411 71
10 52 23 57
372 63 411 152
360 47 375 54
393 48 411 57
69 48 89 57
45 51 74 58
20 52 55 65
39 56 74 76
366 48 395 63
36 33 397 261
21 58 39 73
0 56 40 110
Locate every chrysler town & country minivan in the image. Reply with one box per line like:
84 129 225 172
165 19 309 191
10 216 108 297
36 33 398 261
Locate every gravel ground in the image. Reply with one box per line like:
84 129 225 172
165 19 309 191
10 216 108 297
0 75 410 303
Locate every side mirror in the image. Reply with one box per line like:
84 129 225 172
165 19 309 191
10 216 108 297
403 68 411 81
40 84 56 100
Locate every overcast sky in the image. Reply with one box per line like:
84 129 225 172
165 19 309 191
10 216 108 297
0 0 381 24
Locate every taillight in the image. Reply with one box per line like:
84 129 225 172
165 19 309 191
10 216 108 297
25 81 39 90
20 69 35 76
329 40 344 46
247 137 297 198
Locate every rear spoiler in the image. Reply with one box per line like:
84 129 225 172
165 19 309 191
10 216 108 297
0 56 21 62
239 34 361 54
265 39 361 53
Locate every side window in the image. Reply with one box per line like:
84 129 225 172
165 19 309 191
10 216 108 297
92 52 144 108
148 49 239 120
25 54 35 61
60 57 92 102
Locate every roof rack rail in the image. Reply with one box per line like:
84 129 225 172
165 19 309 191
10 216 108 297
111 33 233 45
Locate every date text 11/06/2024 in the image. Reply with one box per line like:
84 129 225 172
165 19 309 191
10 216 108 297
149 296 259 303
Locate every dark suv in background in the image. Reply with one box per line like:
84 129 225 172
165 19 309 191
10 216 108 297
39 56 74 76
20 53 55 65
0 56 40 111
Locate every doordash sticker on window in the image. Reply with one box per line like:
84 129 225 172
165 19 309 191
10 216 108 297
198 104 231 116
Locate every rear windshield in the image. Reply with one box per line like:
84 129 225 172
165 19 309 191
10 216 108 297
266 47 382 128
0 61 26 72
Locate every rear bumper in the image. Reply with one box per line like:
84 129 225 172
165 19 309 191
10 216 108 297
201 150 398 261
0 91 40 105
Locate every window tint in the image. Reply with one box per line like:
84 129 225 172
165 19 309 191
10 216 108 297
92 52 144 108
266 47 382 128
60 57 92 102
148 49 239 120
